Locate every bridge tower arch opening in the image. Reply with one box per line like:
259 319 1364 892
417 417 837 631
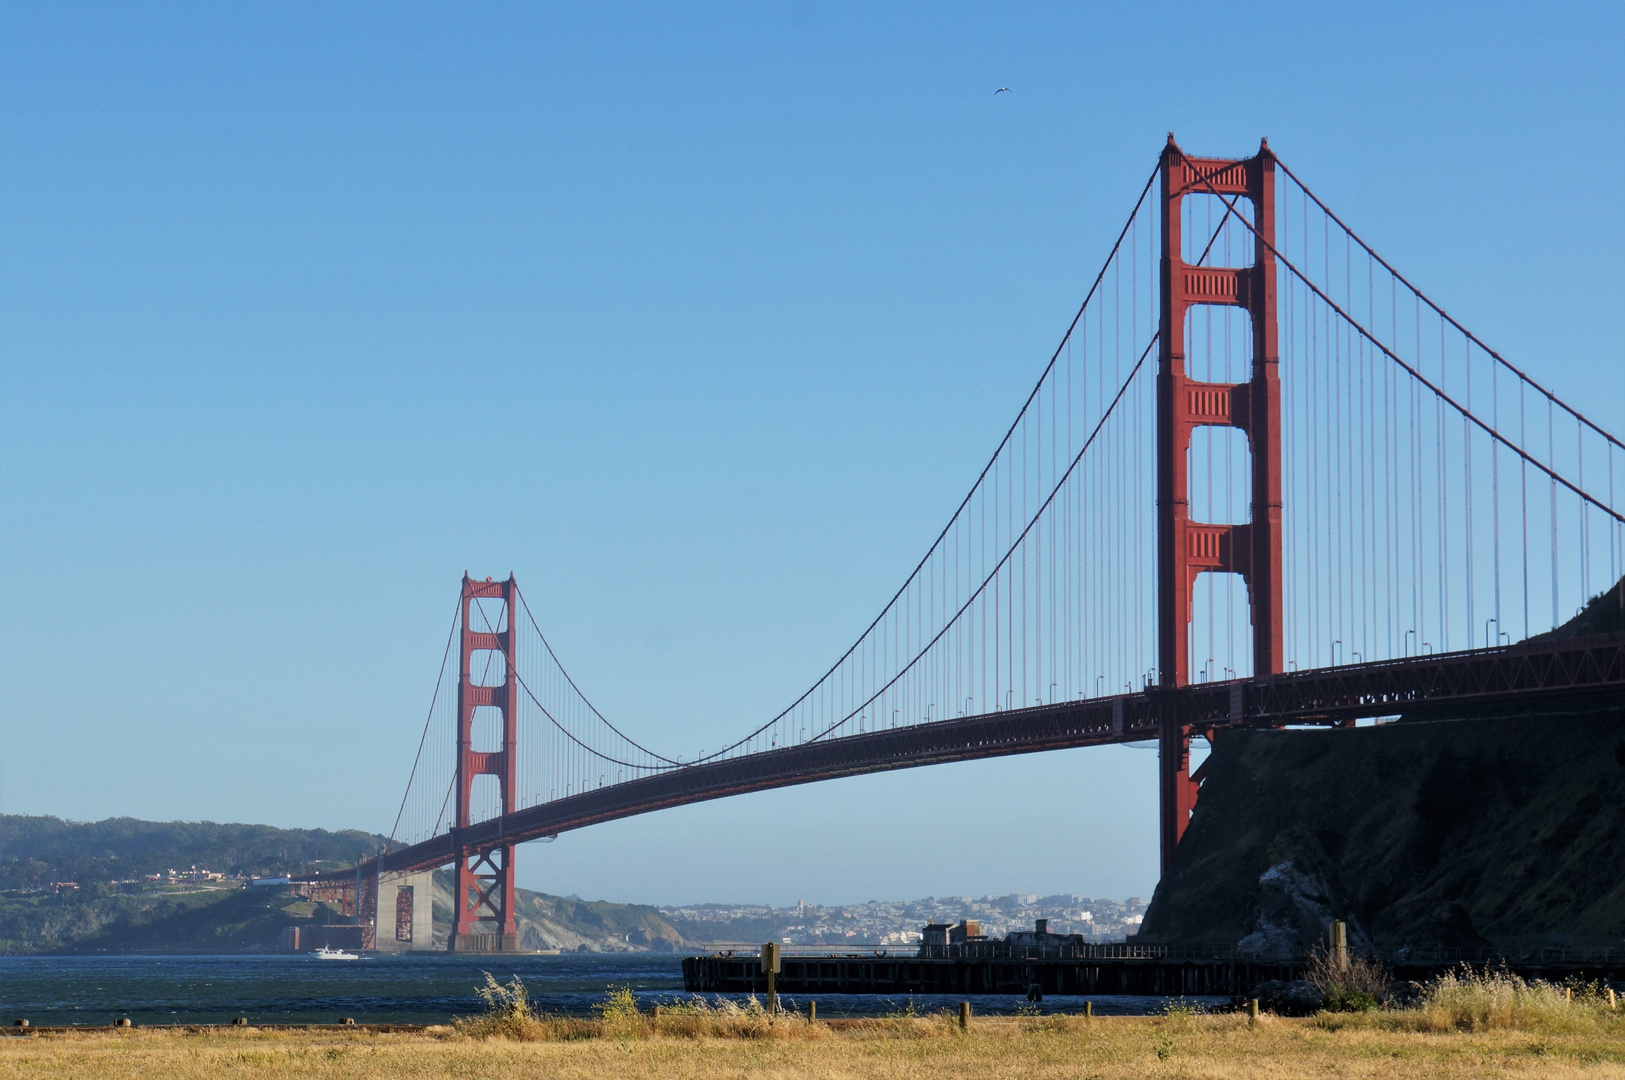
451 573 521 952
1156 136 1283 876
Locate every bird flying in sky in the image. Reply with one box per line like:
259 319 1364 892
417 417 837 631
995 87 1011 94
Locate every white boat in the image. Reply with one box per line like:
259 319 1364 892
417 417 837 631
311 946 359 960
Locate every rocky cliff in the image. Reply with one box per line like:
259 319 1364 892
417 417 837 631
1138 705 1625 954
427 871 687 953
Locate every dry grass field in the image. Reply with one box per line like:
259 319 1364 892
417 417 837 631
5 970 1622 1079
4 1013 1624 1080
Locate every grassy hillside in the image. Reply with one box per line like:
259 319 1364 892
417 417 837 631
1 874 695 955
1529 576 1624 640
0 881 349 955
1139 707 1625 950
0 815 387 889
0 815 693 954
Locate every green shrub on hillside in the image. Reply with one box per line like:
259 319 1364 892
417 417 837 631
0 814 387 889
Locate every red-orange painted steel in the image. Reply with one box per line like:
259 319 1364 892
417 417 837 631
451 574 520 951
304 142 1621 904
317 634 1621 885
1157 136 1284 876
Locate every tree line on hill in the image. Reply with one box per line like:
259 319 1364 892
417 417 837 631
0 815 385 891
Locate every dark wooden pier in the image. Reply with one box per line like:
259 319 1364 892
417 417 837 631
683 948 1298 997
684 944 1625 998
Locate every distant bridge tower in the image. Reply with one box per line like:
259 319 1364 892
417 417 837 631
450 573 521 952
1156 137 1283 875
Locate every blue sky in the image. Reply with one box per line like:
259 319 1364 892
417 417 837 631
2 2 1620 906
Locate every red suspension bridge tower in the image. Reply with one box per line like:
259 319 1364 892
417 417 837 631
451 573 521 952
316 138 1625 948
1156 136 1284 875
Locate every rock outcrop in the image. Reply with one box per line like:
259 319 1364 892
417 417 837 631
1138 706 1625 952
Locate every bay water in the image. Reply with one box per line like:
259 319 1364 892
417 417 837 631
0 953 1225 1026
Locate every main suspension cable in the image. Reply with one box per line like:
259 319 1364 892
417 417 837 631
389 597 461 846
801 331 1160 745
1191 162 1624 525
510 662 664 772
1272 156 1622 454
676 158 1164 766
515 586 679 765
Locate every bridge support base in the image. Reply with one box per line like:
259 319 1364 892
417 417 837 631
1158 718 1200 877
447 842 521 953
450 933 522 953
375 870 435 952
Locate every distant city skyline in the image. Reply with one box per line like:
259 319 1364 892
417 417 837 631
2 2 1620 907
658 892 1151 947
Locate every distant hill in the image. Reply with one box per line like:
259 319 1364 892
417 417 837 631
0 815 386 890
0 874 695 956
0 814 693 955
426 871 688 953
0 879 317 955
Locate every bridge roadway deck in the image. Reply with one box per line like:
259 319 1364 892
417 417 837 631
321 633 1623 881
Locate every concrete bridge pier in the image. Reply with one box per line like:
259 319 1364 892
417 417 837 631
373 870 435 952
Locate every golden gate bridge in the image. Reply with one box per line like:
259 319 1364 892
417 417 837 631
302 137 1625 952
